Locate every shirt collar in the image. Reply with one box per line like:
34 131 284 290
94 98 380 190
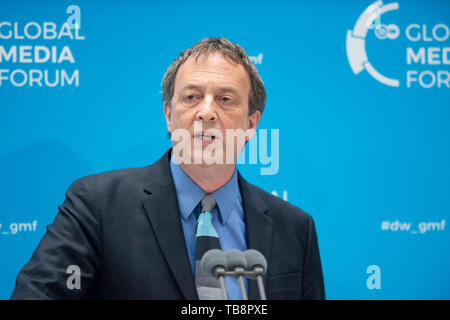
169 157 240 225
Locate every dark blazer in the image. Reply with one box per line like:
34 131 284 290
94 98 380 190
11 150 325 300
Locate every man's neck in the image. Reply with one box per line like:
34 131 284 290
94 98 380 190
179 163 235 194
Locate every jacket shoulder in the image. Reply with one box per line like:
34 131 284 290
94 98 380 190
69 166 152 193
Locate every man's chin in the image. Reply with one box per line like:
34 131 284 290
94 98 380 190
172 141 239 166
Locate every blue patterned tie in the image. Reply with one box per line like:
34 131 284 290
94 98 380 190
195 195 224 299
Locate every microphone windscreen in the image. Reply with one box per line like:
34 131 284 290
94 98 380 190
201 249 226 276
225 249 247 270
244 249 267 274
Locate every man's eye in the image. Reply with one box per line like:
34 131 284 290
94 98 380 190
220 97 233 103
184 95 197 102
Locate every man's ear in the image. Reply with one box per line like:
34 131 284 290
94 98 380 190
163 100 173 134
246 110 261 141
248 110 261 130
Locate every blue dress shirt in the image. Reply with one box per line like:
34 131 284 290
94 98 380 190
169 157 248 300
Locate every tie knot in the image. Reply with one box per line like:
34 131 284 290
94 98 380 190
201 195 216 212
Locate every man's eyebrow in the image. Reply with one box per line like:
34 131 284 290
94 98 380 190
179 84 242 96
217 86 242 96
180 84 203 91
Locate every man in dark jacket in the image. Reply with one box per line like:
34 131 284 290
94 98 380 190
11 37 325 300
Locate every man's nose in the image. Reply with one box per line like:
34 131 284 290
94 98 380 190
196 97 217 122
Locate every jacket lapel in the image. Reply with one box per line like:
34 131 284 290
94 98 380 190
141 151 198 300
238 174 273 300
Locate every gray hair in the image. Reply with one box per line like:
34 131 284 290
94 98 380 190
161 37 266 116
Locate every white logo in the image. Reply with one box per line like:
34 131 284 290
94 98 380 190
346 1 400 87
346 1 450 89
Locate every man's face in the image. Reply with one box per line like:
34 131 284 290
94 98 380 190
164 52 261 166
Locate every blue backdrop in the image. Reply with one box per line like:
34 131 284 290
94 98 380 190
1 0 449 299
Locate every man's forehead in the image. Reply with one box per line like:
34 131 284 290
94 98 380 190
175 52 250 91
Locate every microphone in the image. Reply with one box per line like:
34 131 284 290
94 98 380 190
244 249 267 300
224 249 248 300
200 249 228 300
201 248 268 300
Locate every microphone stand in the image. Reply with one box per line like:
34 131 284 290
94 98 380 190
242 268 266 300
221 269 267 300
234 267 248 300
215 267 228 300
253 267 266 300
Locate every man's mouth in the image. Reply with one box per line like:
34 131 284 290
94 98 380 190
194 133 216 141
